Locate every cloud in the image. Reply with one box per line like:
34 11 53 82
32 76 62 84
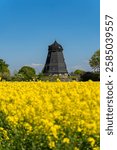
31 63 44 67
29 63 44 73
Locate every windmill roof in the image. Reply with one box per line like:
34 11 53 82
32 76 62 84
49 41 63 50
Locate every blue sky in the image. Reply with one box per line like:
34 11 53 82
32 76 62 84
0 0 100 74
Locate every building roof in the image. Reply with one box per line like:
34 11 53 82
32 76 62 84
48 41 63 51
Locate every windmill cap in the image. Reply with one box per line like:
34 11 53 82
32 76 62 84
48 41 63 51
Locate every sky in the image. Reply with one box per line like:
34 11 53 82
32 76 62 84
0 0 100 74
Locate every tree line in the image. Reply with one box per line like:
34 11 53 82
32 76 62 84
0 49 100 81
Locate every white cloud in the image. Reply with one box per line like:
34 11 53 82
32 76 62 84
31 63 44 67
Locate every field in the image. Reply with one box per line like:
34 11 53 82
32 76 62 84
0 81 100 150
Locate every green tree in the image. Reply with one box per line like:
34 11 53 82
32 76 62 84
12 72 25 81
74 69 85 75
89 49 100 72
0 59 10 80
18 66 36 81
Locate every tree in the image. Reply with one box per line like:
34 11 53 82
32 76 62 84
72 69 85 81
89 49 100 72
74 69 85 75
80 72 100 81
18 66 36 81
12 72 25 81
0 59 10 80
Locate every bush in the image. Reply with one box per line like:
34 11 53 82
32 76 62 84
80 72 100 81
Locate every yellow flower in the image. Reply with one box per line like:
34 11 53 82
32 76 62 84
0 127 9 140
63 138 70 144
88 137 95 147
49 141 55 148
23 123 32 132
0 81 100 149
74 147 80 150
78 127 82 132
56 78 61 82
93 147 100 150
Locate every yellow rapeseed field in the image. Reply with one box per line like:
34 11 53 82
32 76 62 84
0 81 100 150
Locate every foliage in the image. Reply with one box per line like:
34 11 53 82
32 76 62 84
81 72 100 81
73 69 85 81
37 74 70 82
89 50 100 72
0 59 10 80
0 81 100 149
18 66 36 81
74 69 85 75
12 73 25 81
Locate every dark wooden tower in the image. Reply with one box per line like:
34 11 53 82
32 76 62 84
43 41 68 75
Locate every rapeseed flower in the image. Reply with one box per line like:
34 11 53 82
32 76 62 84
0 81 100 149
